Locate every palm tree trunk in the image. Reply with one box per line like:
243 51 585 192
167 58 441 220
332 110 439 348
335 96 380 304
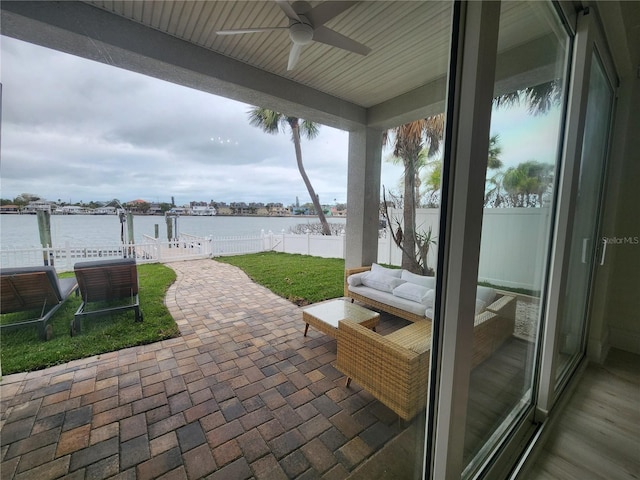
291 124 331 235
402 158 417 271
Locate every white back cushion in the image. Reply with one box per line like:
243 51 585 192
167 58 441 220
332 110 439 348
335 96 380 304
371 263 402 278
401 270 436 289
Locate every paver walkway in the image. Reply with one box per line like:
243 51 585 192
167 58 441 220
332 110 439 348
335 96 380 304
1 259 409 480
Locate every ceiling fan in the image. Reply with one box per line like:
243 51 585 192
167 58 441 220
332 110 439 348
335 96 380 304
216 1 371 70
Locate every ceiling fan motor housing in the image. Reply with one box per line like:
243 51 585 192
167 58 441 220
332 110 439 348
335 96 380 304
289 20 314 45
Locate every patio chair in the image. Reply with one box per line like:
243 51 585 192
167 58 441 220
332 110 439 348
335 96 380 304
72 258 143 335
0 266 78 341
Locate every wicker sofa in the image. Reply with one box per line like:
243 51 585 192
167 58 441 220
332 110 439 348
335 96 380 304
344 265 512 323
344 266 429 323
337 265 517 420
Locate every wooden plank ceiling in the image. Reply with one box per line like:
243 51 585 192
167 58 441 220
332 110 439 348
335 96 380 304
86 1 553 109
87 1 453 108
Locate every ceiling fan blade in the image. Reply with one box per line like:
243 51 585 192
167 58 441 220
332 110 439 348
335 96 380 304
287 43 304 70
306 1 359 27
312 26 371 56
217 27 287 35
276 0 301 21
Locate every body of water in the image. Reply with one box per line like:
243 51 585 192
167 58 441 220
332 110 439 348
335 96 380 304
0 214 346 249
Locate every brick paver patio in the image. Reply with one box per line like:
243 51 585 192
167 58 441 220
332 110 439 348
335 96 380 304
0 259 414 479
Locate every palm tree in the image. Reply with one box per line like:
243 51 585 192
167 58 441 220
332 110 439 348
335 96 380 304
487 134 503 169
387 143 430 206
483 134 504 206
502 160 554 207
420 156 442 207
421 133 503 207
248 107 331 235
383 114 444 272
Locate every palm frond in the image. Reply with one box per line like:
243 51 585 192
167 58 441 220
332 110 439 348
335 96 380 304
493 80 562 116
248 107 283 134
487 134 503 170
300 119 320 140
493 91 521 109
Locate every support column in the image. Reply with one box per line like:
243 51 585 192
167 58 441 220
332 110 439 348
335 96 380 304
345 126 383 268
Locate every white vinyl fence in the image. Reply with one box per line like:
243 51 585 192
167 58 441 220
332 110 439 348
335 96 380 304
250 207 550 290
262 230 346 258
379 208 551 290
1 208 551 290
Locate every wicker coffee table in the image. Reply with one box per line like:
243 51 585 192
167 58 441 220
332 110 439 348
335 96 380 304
302 298 380 338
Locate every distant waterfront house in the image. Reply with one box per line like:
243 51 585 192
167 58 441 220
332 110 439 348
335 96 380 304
168 207 188 215
215 204 233 216
291 206 310 216
147 203 164 215
230 202 267 215
22 200 55 214
125 199 150 214
58 205 91 215
191 205 217 216
267 203 289 216
0 205 21 214
93 206 117 215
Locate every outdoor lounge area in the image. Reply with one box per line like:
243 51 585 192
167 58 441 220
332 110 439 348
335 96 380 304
0 259 428 479
0 258 530 478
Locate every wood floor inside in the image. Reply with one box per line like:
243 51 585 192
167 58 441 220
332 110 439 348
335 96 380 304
528 348 640 480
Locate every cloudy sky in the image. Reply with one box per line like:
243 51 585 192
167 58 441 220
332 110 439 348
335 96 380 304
1 36 402 207
1 36 560 208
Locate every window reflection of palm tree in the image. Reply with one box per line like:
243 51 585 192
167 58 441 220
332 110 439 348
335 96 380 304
383 114 444 272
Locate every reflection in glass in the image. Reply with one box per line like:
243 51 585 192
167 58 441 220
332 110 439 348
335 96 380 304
556 53 613 381
463 2 570 475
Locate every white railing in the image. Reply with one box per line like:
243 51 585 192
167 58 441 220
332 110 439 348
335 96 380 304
0 234 214 272
141 233 215 261
211 235 264 256
1 209 551 290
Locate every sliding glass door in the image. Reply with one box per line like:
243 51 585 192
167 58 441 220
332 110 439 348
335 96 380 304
429 2 575 478
462 2 571 476
555 51 614 381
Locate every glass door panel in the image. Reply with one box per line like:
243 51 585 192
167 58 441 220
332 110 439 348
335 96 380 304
463 2 571 475
555 52 614 381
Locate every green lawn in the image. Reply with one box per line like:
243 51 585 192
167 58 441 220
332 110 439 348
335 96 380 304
215 252 345 305
0 263 179 375
1 254 346 375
